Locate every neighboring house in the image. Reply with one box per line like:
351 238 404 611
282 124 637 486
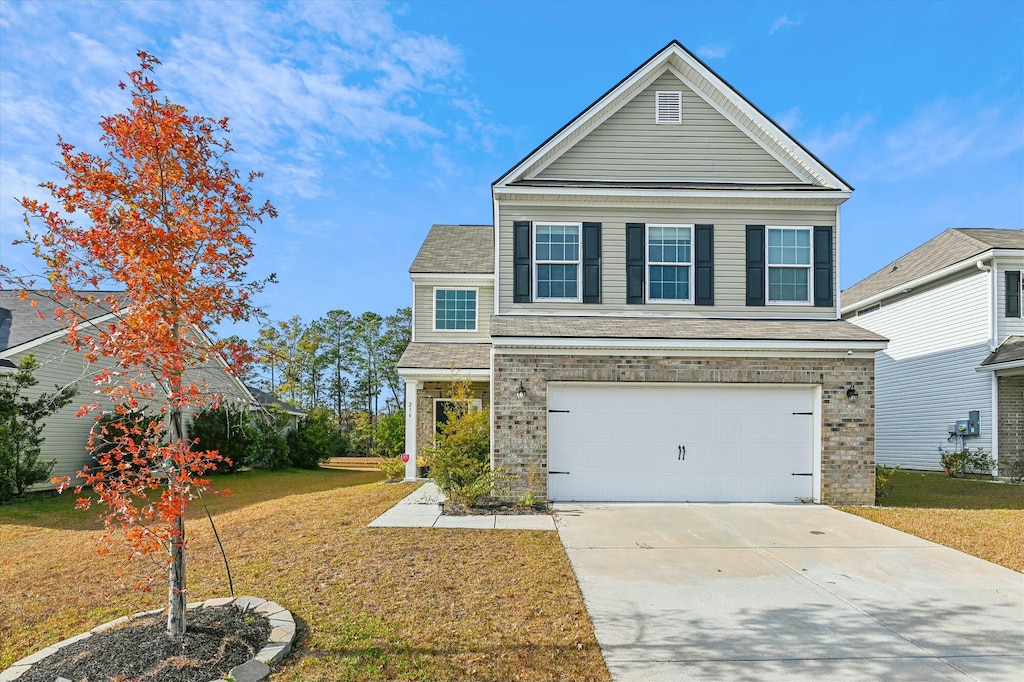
843 228 1023 474
0 290 258 484
397 41 887 505
246 385 306 431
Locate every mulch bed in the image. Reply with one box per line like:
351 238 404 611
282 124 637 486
19 606 270 682
442 501 549 516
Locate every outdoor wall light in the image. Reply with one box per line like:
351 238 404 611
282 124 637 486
515 382 528 399
846 385 859 402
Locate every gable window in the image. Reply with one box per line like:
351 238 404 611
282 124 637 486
767 227 812 303
534 223 581 301
647 225 693 302
434 288 477 331
655 91 682 124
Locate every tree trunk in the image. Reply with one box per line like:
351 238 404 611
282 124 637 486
167 511 186 637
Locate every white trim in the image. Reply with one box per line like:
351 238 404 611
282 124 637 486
812 383 823 503
410 273 494 281
493 197 501 317
497 185 852 201
493 43 851 191
492 337 887 351
645 224 695 304
977 359 1024 372
533 222 582 303
494 308 838 320
835 205 842 319
495 346 878 359
766 226 813 305
841 248 1023 315
405 379 419 481
397 368 491 380
431 286 479 332
410 280 417 343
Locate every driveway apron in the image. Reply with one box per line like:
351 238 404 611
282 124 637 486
554 503 1024 681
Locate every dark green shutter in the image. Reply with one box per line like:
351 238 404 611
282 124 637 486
813 226 834 307
694 224 714 306
1007 271 1022 318
582 222 601 303
626 223 645 304
745 225 765 306
513 221 531 303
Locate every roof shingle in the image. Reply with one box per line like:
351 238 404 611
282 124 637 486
981 336 1024 367
490 315 886 343
398 342 492 370
843 228 1022 310
0 290 126 352
409 224 494 274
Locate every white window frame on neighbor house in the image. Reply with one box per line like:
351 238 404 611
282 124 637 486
646 224 694 304
432 287 478 332
766 226 814 305
433 397 484 436
533 222 582 302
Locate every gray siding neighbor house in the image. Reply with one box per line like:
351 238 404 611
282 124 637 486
397 41 887 505
0 290 258 485
843 228 1024 474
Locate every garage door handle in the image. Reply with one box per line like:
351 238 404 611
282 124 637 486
791 473 813 476
792 411 813 415
678 445 685 460
549 471 570 475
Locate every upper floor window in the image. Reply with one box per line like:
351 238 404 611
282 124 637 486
767 227 812 303
647 225 693 302
434 288 477 331
535 223 581 301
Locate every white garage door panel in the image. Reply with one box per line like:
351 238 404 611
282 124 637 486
548 384 816 502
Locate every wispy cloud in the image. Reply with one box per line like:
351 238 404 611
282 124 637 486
774 106 803 133
804 114 875 156
697 45 728 60
770 15 800 35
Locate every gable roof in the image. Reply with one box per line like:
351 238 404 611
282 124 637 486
246 385 306 416
493 40 851 193
843 228 1023 310
0 290 126 352
409 224 494 274
980 336 1024 369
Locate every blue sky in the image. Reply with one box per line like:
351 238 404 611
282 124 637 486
1 1 1021 337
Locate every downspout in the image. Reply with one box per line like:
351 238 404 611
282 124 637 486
975 259 996 351
976 259 998 471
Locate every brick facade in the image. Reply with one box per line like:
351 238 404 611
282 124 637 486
997 375 1024 475
415 380 490 458
492 353 876 506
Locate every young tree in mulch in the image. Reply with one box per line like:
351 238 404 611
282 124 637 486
2 51 275 637
0 355 76 502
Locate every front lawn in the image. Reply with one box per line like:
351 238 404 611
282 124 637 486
843 470 1024 572
0 469 608 680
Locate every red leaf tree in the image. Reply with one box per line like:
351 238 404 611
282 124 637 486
3 52 276 636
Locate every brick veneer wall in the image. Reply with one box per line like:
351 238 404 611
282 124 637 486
997 375 1023 475
415 381 490 458
491 353 875 506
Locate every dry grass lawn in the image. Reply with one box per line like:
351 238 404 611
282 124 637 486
843 470 1024 573
0 468 608 680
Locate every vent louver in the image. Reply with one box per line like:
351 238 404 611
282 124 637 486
655 90 682 124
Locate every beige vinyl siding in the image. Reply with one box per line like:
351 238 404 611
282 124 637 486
414 284 494 342
996 257 1024 343
536 72 801 184
498 203 837 319
6 331 252 486
847 271 994 471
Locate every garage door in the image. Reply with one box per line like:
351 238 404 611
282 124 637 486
547 384 817 502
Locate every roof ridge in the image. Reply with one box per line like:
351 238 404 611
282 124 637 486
948 228 995 251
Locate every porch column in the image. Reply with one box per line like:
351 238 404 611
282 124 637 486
404 379 418 481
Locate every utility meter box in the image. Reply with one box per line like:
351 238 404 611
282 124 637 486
966 410 981 436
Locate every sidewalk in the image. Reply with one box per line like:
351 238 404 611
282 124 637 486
368 482 555 530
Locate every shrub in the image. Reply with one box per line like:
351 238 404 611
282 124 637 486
247 407 291 470
1002 457 1024 485
373 410 405 457
874 463 900 504
287 406 344 468
379 456 406 481
941 448 994 479
188 404 252 473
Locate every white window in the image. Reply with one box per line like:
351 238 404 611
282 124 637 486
655 91 682 124
767 227 812 303
534 223 581 301
433 288 477 331
647 225 693 302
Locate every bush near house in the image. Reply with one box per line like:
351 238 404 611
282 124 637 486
940 448 995 479
189 404 253 473
287 406 347 468
247 407 292 470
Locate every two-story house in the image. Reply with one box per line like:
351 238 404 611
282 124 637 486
843 228 1023 475
398 41 887 505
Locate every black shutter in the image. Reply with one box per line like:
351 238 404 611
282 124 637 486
813 226 834 307
694 224 714 306
1007 270 1022 318
626 223 645 304
513 221 531 303
745 225 765 306
582 222 602 304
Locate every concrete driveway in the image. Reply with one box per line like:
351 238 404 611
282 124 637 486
554 503 1023 681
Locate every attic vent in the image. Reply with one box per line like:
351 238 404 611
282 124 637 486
655 91 682 124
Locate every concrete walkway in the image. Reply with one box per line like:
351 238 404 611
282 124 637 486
554 502 1024 682
368 482 555 530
